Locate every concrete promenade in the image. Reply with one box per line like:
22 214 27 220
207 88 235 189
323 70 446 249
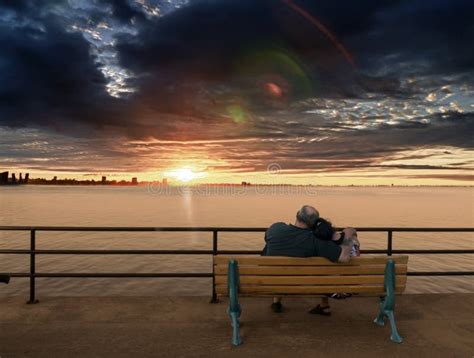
0 294 473 357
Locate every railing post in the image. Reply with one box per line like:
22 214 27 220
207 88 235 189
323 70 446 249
210 230 219 303
27 229 39 304
387 230 393 256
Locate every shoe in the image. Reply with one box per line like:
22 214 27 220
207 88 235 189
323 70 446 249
309 304 331 316
271 301 283 313
330 293 352 300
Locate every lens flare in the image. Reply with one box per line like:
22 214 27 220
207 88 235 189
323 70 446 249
281 0 356 68
265 82 283 97
227 104 249 124
237 49 313 97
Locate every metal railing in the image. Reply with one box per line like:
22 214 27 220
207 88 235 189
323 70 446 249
0 226 473 304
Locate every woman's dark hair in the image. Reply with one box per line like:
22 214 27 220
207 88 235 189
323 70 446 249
313 218 335 241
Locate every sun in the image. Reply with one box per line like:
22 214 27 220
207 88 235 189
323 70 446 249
167 168 205 183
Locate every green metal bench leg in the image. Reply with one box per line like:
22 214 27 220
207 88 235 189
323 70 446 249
386 310 402 343
230 311 242 346
228 260 242 346
374 298 385 326
373 260 403 343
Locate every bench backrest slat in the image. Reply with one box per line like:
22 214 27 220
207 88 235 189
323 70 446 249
215 264 407 276
215 275 407 286
214 256 408 266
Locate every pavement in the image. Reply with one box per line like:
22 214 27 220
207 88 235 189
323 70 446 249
0 294 473 357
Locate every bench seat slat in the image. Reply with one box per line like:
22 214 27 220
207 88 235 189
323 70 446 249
213 255 408 266
215 264 408 276
215 275 407 286
216 285 405 295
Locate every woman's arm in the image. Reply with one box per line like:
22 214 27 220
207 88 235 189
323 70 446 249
337 228 358 262
337 236 354 262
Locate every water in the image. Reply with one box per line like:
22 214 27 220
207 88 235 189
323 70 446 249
0 185 473 296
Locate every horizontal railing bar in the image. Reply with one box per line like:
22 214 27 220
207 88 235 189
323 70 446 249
1 249 472 255
0 249 31 254
216 250 473 255
0 226 472 232
2 272 473 277
391 250 474 254
216 250 474 255
354 228 474 232
0 249 214 255
217 250 263 255
0 273 213 278
407 272 474 276
0 226 266 232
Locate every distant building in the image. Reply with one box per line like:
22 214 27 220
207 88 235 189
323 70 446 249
11 173 16 183
131 177 138 185
0 171 8 184
102 176 106 184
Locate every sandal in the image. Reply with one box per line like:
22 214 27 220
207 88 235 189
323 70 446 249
330 293 352 300
309 304 331 316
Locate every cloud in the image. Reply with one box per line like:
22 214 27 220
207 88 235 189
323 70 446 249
100 0 147 24
348 0 474 77
1 0 473 135
0 0 473 181
2 111 472 176
0 6 124 131
401 174 474 182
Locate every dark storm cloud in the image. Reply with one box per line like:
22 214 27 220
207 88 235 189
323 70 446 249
113 0 473 130
0 0 473 180
114 0 392 111
107 0 474 147
286 0 474 77
115 0 474 100
116 0 350 76
353 0 474 76
1 0 473 134
0 2 121 133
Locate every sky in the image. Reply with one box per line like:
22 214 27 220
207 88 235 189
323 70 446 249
0 0 473 185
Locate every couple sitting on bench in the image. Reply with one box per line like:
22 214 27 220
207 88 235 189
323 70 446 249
219 204 407 345
262 205 361 315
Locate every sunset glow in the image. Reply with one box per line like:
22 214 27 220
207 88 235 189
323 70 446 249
166 168 206 183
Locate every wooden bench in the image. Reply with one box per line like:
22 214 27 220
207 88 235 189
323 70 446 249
214 255 409 345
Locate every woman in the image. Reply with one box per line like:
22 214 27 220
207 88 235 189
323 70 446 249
310 218 360 316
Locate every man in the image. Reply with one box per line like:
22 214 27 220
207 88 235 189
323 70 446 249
263 205 356 314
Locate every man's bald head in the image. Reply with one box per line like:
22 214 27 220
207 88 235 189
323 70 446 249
295 205 319 229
